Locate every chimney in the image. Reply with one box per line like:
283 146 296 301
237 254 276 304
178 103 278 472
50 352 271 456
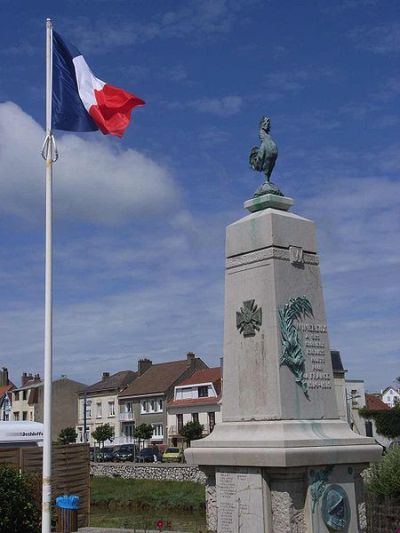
102 372 110 381
0 367 8 387
186 352 196 368
138 358 152 376
21 372 29 386
34 373 41 382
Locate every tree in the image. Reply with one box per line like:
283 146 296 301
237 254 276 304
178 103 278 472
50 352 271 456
91 423 114 460
180 421 204 446
58 426 77 445
134 423 154 449
0 464 41 533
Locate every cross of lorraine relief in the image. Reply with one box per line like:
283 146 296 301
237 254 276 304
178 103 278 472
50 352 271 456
236 300 262 337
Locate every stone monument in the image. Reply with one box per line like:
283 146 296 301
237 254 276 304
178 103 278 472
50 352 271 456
185 117 381 532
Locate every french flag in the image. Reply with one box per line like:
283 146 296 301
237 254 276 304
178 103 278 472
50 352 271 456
52 32 144 137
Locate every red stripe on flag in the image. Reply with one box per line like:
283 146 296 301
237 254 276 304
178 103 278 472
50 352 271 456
89 84 145 137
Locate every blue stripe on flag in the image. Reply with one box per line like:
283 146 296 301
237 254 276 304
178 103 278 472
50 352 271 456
52 31 98 132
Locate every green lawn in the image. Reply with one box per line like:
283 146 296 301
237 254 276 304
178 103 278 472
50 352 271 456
90 477 206 531
91 477 206 512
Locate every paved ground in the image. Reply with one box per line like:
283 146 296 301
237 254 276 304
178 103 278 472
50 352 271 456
78 520 196 532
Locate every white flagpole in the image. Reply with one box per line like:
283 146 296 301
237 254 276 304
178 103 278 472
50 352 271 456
42 17 54 533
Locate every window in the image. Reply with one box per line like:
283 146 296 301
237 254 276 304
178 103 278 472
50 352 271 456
177 414 183 434
96 402 102 418
208 412 216 432
22 390 27 401
29 412 33 421
13 412 19 421
14 392 19 401
198 386 208 398
86 400 92 418
152 424 163 438
108 401 115 417
192 413 199 423
22 411 28 421
141 398 163 414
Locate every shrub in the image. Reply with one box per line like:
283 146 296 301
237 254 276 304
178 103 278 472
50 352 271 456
359 404 400 439
0 464 41 532
366 445 400 498
58 426 77 444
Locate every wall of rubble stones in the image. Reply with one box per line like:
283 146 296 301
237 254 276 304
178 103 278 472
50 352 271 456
91 462 207 484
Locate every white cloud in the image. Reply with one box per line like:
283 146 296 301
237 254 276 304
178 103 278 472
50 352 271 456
0 102 178 224
167 95 243 116
349 22 400 54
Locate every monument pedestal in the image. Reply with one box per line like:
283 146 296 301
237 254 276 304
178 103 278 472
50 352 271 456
185 196 381 532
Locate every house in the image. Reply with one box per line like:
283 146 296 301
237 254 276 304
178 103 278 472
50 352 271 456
0 367 15 421
12 373 86 440
118 353 208 445
364 393 392 449
12 373 42 422
77 370 137 445
381 386 400 408
167 367 222 446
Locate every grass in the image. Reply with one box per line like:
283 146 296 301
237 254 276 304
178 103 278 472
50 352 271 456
91 476 206 512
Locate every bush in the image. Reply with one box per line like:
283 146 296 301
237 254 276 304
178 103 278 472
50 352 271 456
0 464 41 532
360 405 400 439
366 445 400 498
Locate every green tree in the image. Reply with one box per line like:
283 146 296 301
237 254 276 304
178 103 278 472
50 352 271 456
180 421 204 446
0 464 41 533
92 423 114 460
134 423 154 449
58 426 77 445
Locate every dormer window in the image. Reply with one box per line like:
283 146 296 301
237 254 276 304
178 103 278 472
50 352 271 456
198 386 208 398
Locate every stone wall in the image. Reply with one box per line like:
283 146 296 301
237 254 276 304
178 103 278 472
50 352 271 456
91 462 206 484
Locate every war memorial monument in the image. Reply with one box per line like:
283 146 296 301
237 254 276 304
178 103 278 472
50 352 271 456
185 117 381 532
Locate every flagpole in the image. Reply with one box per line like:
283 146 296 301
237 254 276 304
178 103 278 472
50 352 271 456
42 17 54 533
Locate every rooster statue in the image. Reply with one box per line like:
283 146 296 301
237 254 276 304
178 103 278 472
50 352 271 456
249 116 283 197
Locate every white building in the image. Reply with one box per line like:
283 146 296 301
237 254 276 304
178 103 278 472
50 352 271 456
381 386 400 408
345 379 367 435
167 367 222 446
77 370 137 446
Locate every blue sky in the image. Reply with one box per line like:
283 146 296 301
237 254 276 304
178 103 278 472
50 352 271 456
0 0 398 392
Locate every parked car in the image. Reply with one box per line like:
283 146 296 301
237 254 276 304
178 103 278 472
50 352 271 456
89 447 101 461
136 447 162 463
113 444 137 462
100 446 117 462
162 447 184 463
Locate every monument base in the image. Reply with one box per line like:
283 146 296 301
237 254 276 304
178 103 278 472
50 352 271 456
244 193 294 212
200 462 369 533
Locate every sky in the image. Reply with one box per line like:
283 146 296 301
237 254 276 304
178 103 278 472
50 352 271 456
0 0 399 392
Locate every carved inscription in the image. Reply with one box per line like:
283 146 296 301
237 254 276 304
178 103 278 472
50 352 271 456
298 322 332 390
216 467 264 533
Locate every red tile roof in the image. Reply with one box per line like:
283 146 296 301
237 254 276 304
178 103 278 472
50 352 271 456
365 394 391 411
0 384 13 397
179 367 221 387
168 395 221 408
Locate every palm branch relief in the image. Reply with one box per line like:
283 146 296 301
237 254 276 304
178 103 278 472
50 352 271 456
278 296 313 398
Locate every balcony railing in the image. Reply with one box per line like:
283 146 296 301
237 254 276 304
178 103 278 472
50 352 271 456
168 424 214 436
119 412 134 421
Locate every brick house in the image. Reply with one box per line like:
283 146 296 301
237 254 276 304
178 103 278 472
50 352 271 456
118 353 207 445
